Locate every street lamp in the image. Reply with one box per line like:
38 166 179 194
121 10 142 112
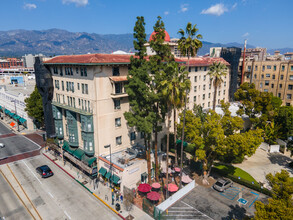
104 144 113 205
11 100 19 132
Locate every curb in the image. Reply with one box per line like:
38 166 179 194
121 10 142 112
42 153 126 220
42 153 75 179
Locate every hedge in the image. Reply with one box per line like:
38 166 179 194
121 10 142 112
212 164 272 196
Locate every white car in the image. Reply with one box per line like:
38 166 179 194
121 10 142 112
0 143 5 148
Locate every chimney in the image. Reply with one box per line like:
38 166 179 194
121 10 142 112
274 51 280 56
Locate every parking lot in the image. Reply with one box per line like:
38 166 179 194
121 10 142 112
163 182 268 220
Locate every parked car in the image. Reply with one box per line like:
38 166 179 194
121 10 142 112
36 165 54 178
0 143 5 148
213 178 233 192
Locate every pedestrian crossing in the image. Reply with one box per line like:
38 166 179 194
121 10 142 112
161 201 213 219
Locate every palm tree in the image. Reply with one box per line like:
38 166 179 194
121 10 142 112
177 22 202 188
207 62 228 110
159 62 190 198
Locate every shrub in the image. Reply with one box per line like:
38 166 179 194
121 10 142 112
212 163 272 196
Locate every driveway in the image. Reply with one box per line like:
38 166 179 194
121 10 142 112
234 148 293 184
162 182 268 220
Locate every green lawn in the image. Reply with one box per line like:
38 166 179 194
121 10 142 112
213 163 258 183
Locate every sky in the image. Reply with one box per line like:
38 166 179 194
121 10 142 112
0 0 292 49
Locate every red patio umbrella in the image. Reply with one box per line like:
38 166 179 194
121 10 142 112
167 183 179 192
151 182 161 189
138 183 151 193
174 167 181 172
182 175 193 184
147 191 161 201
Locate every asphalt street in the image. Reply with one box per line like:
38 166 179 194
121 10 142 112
0 121 40 160
0 120 12 135
163 183 268 220
0 173 32 220
4 155 119 220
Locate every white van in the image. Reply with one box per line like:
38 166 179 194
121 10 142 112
0 143 5 148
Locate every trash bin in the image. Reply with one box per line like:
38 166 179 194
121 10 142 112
115 203 121 211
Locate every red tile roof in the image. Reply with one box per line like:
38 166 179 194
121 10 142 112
44 53 184 65
44 54 133 65
179 57 230 66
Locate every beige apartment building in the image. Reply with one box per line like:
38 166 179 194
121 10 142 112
43 53 230 190
242 60 293 106
182 57 231 110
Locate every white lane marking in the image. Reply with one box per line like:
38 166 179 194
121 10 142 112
22 135 41 149
181 201 213 220
168 211 199 213
64 211 71 219
48 192 54 198
22 160 42 185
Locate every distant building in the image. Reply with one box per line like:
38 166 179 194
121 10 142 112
284 52 293 60
210 47 242 101
22 54 51 68
0 58 23 68
242 59 293 106
0 82 36 130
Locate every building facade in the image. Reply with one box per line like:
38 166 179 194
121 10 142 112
44 53 230 189
0 85 35 130
242 60 293 106
182 57 231 110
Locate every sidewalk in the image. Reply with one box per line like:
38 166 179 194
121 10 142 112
0 117 40 135
43 149 153 220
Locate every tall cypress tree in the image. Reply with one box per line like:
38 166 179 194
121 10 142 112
149 16 174 192
124 16 155 184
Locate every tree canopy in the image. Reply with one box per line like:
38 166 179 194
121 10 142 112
178 101 263 174
24 86 44 125
254 170 293 220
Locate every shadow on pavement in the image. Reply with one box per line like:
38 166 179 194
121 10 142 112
222 204 248 220
267 153 293 175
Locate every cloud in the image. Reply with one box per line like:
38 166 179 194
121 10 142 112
179 4 188 13
201 3 228 16
164 11 169 15
24 3 37 10
232 3 237 10
62 0 88 7
242 32 250 37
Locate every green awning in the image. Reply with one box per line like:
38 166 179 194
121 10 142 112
9 112 15 117
176 140 188 147
110 174 120 184
98 167 107 176
62 141 70 152
105 172 111 179
19 117 27 124
67 146 77 155
73 148 84 160
13 115 21 120
0 106 2 110
82 155 97 167
5 109 10 114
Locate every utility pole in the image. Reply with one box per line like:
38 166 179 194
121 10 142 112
241 39 247 84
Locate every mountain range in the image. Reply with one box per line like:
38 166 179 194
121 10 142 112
0 29 292 57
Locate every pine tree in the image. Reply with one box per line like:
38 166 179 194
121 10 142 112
124 16 155 184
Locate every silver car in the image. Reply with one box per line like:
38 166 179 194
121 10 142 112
213 178 233 192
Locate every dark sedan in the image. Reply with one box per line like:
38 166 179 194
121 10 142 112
36 165 54 178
